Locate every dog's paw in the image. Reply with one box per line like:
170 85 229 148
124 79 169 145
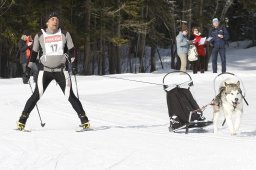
230 131 237 136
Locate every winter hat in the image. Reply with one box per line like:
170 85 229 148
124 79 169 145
23 30 31 36
47 11 59 21
212 18 219 23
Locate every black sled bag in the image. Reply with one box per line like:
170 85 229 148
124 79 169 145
166 87 200 125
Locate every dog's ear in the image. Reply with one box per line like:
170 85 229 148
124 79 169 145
237 81 240 88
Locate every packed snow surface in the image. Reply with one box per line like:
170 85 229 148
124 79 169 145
0 46 256 170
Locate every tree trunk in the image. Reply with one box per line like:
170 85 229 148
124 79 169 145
188 0 192 38
115 0 121 73
200 0 204 29
83 0 91 75
98 17 103 75
220 0 234 21
150 45 156 72
138 33 146 73
109 43 115 74
102 39 106 75
171 3 177 69
212 0 219 19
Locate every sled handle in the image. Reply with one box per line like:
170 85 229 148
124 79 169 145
163 71 193 91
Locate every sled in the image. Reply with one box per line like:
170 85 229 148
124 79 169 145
163 71 212 134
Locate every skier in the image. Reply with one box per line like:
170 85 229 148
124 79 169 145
17 12 90 131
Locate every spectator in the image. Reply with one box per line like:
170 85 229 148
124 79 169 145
176 25 189 72
208 18 229 73
190 27 206 74
18 30 38 82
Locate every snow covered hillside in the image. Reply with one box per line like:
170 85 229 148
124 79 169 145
0 47 256 170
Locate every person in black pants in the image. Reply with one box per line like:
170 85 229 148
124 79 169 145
208 18 229 73
17 12 90 131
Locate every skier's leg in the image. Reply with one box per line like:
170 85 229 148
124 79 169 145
56 71 89 126
31 63 39 83
18 71 52 129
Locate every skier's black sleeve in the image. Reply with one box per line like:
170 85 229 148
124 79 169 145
68 47 76 65
68 47 75 59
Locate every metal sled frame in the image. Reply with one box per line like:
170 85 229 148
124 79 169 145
168 111 213 134
163 71 212 134
163 71 194 91
213 72 249 106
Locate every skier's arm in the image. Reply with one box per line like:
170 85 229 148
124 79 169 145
65 32 76 62
66 32 77 74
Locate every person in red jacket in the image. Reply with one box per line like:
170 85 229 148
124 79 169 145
191 27 206 74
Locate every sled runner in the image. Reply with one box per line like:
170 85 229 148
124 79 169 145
163 71 212 134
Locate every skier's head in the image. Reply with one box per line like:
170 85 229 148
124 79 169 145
212 18 220 28
46 11 60 32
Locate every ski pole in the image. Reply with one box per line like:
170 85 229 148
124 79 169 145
28 80 45 127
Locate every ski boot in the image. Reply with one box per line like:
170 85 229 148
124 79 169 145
16 112 30 131
80 122 91 129
17 122 25 131
77 122 91 132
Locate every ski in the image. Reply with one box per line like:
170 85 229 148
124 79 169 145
14 128 31 132
76 128 94 132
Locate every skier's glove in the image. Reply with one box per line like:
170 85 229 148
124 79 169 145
72 65 77 75
22 67 31 84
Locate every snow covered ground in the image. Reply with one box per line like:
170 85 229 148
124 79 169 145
0 46 256 170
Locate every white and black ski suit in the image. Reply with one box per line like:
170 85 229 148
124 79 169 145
19 28 89 125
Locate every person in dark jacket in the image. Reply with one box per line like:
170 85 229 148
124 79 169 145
190 27 206 74
18 30 38 82
208 18 229 73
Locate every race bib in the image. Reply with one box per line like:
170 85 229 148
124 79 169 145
41 29 64 56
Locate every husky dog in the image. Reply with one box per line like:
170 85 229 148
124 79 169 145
212 78 243 135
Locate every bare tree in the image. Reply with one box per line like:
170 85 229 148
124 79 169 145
220 0 234 21
83 0 91 75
